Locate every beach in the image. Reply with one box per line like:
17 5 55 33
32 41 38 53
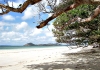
0 46 100 70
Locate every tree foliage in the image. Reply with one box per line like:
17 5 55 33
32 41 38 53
52 4 100 44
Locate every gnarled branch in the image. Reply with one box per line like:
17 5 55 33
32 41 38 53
36 3 81 28
0 0 41 15
37 0 100 28
0 0 100 29
60 5 100 30
80 5 100 22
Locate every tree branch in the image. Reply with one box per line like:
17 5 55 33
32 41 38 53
80 5 100 22
0 0 41 15
60 5 100 30
36 3 81 28
0 0 100 29
36 0 100 29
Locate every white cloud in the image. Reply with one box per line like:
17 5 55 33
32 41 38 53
48 23 54 30
36 36 46 40
8 1 19 8
0 0 58 45
0 21 16 26
8 0 25 8
16 22 28 31
1 31 17 38
12 38 21 41
45 32 53 37
2 38 10 41
21 0 57 20
22 5 39 20
30 28 42 36
0 26 3 31
0 21 56 45
2 14 15 21
0 9 2 13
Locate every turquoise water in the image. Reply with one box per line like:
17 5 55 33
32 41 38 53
0 46 64 50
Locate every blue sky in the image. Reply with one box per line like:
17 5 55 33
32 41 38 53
0 0 60 45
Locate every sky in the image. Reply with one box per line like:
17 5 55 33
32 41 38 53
0 0 60 45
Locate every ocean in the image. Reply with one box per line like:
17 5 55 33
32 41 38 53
0 46 64 50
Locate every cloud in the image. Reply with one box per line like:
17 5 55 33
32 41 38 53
21 0 57 20
32 24 56 44
0 21 17 31
6 0 39 20
15 22 28 31
0 26 3 31
0 21 56 45
12 38 21 41
0 0 58 45
0 9 2 13
1 31 17 38
0 21 15 26
2 14 15 21
22 5 39 20
30 28 42 36
45 32 53 37
8 0 25 8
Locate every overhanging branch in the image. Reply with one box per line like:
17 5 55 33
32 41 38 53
0 0 41 15
60 5 100 30
36 3 81 28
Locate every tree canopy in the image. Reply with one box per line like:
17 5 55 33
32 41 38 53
0 0 100 28
52 4 100 45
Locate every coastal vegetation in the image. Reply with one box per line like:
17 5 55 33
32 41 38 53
0 0 100 28
52 4 100 45
0 0 100 47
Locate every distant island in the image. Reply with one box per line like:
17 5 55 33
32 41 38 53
24 43 62 46
24 43 35 46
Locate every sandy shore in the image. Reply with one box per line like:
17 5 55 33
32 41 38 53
0 47 69 70
0 46 100 70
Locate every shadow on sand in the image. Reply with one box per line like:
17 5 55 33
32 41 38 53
26 51 100 70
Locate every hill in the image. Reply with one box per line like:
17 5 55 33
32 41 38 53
24 43 35 46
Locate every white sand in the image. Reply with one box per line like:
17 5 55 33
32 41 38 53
0 47 70 70
0 46 93 70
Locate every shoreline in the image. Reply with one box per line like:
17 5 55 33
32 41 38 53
0 46 100 70
0 46 68 53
